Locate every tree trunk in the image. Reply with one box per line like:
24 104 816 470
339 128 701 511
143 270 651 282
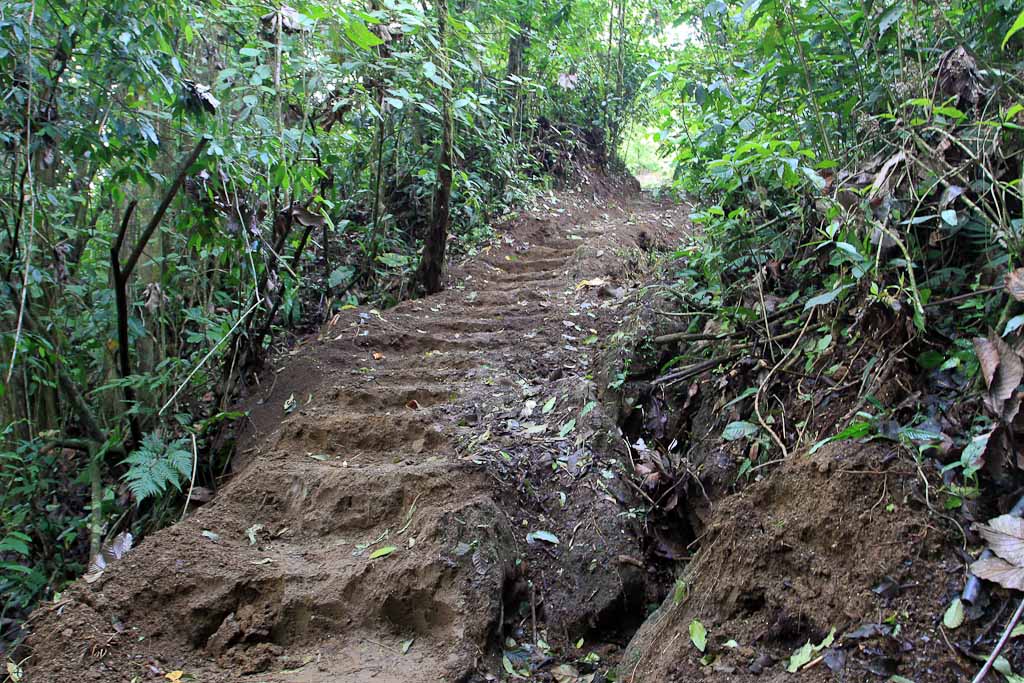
416 0 453 295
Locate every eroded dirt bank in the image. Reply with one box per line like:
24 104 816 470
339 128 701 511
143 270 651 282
24 189 690 682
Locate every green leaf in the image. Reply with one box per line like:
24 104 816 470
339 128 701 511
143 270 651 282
941 209 958 226
878 3 904 38
369 546 397 559
542 397 556 414
787 642 814 672
1004 8 1024 49
329 266 355 289
916 350 944 370
673 579 688 605
689 619 707 652
943 598 965 629
0 534 30 556
994 656 1024 683
526 530 559 544
1004 314 1024 337
345 20 383 49
722 421 758 441
801 166 826 190
376 252 409 268
934 106 966 120
558 419 576 437
804 284 852 310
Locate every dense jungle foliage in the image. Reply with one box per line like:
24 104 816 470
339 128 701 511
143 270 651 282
7 0 1024 665
640 1 1024 478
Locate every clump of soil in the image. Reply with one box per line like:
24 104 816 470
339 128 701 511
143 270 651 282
621 441 996 682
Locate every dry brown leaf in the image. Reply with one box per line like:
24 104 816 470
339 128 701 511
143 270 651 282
971 556 1024 591
989 335 1024 404
1007 268 1024 302
977 514 1024 565
975 337 1000 390
290 206 325 227
869 151 906 200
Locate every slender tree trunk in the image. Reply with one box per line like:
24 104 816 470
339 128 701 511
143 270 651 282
416 0 453 294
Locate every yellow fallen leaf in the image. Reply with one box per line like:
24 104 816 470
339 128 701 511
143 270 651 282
575 277 607 290
166 672 183 682
372 352 385 360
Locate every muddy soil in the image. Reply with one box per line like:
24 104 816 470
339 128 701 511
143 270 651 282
23 190 691 682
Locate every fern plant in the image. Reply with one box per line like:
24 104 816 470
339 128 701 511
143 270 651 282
121 434 192 502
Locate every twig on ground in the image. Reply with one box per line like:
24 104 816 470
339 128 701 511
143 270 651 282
972 597 1024 683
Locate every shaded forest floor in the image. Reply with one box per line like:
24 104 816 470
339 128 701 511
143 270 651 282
20 182 1015 683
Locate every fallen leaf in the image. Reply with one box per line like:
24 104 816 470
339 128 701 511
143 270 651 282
245 524 264 546
722 421 758 441
689 619 708 652
401 638 414 654
373 352 385 360
1007 268 1024 302
552 664 583 683
976 515 1024 565
974 337 1000 389
943 598 965 629
971 556 1024 591
787 642 814 672
788 628 836 672
575 277 608 290
526 530 560 545
369 546 397 559
406 399 421 410
166 673 183 682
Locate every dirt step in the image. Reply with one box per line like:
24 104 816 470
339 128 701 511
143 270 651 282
320 384 454 412
491 268 570 286
273 412 449 461
385 313 552 335
481 255 571 274
23 193 692 683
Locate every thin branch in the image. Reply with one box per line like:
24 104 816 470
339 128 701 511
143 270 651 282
972 598 1024 683
122 139 208 277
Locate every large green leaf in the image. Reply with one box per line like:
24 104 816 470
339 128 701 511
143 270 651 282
1005 8 1024 49
345 20 383 49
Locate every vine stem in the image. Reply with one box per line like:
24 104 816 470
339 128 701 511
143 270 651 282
972 597 1024 683
7 0 37 384
181 433 199 522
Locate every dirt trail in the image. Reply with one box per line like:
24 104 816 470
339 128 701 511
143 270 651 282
25 190 690 682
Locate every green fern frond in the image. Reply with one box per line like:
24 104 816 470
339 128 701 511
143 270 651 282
121 433 193 503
